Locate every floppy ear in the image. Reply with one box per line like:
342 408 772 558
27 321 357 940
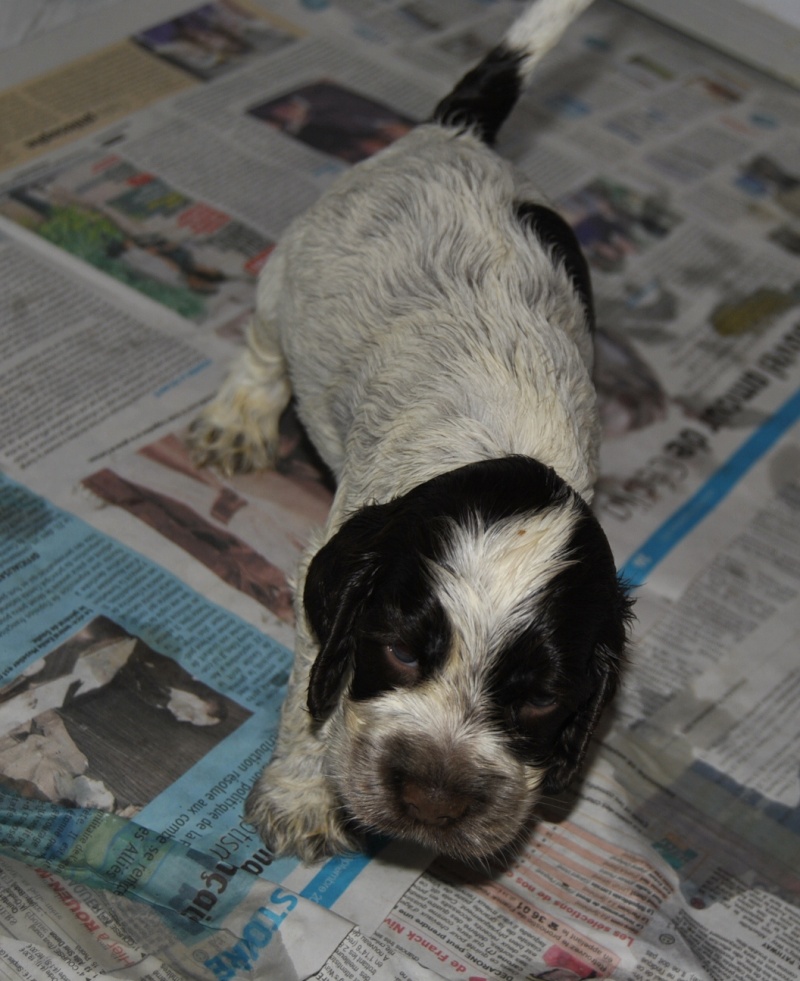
541 575 632 795
304 502 396 720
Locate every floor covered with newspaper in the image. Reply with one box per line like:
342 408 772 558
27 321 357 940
0 1 799 979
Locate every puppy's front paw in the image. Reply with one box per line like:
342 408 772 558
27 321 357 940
245 761 359 864
188 392 280 476
188 342 293 476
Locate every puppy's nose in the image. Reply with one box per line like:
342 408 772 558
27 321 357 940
400 780 469 826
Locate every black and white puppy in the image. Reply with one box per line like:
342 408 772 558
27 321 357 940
190 0 632 864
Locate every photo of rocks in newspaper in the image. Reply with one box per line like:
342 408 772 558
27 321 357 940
0 0 799 979
0 615 252 816
83 423 332 624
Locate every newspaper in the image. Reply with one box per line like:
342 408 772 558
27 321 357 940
0 0 798 978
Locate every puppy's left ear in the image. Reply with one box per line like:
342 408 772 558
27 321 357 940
542 573 633 795
303 503 392 721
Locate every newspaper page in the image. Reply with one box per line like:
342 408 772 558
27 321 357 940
0 0 798 978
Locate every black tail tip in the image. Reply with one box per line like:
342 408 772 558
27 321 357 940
430 44 525 145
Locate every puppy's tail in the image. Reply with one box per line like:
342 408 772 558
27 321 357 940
432 0 594 144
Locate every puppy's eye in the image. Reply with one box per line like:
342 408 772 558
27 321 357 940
385 643 418 667
516 696 558 726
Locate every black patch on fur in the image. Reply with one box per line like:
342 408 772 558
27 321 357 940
516 202 596 331
431 43 524 145
305 451 633 791
490 495 632 790
305 456 571 718
350 567 452 702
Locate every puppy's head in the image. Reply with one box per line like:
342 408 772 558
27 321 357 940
304 456 632 861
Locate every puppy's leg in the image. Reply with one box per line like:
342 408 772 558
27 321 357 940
189 261 291 475
246 571 358 863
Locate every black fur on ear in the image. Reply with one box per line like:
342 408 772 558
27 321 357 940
305 457 566 720
304 456 623 724
540 631 625 795
304 500 401 721
539 509 634 795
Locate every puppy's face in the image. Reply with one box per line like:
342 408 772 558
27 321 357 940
304 457 631 861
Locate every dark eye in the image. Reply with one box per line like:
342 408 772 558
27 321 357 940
384 643 418 667
515 696 558 727
528 694 557 707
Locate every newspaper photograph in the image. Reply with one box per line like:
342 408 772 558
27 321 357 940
0 1 798 979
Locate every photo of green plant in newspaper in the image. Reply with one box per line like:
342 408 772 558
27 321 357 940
0 616 251 817
0 153 273 326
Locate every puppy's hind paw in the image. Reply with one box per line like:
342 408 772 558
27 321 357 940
245 768 360 864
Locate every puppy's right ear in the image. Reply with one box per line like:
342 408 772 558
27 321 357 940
304 503 393 721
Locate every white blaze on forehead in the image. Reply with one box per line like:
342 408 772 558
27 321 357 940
429 500 581 670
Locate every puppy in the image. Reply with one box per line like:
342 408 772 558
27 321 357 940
189 0 632 864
